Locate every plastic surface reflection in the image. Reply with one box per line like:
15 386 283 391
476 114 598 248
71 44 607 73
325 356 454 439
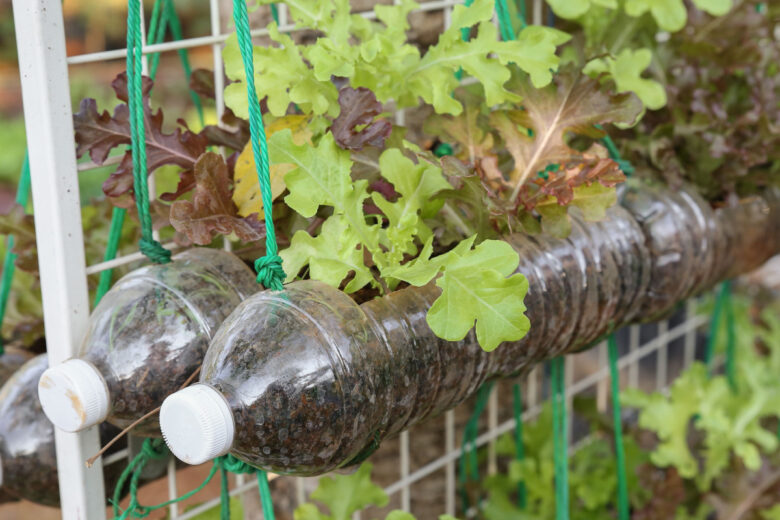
0 355 124 506
79 248 257 435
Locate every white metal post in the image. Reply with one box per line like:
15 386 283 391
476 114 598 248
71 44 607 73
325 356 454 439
11 0 107 518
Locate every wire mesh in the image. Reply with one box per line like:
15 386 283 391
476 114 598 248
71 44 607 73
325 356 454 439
14 0 716 518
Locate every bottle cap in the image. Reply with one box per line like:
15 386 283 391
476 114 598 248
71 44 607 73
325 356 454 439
38 359 110 432
160 384 234 465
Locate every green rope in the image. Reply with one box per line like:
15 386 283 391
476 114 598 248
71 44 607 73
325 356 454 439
608 335 629 520
512 383 526 509
146 0 168 80
111 442 275 520
231 0 286 290
494 0 516 41
127 0 171 264
163 0 205 125
0 153 31 355
458 381 494 512
94 207 127 305
705 281 736 390
550 357 568 520
514 0 527 28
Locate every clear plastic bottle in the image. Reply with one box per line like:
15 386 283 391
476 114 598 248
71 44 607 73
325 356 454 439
0 355 125 506
714 187 780 280
38 248 258 436
0 348 35 505
159 205 650 475
620 182 729 320
159 186 780 476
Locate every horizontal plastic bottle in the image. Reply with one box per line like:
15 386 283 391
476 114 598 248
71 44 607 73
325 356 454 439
619 182 729 320
0 355 126 506
159 186 780 475
159 205 651 475
38 248 258 436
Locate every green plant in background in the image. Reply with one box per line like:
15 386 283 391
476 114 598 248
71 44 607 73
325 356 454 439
294 463 459 520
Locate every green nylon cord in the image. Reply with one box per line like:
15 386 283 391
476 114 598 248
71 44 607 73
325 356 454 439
458 381 494 512
147 0 168 79
0 153 31 355
99 0 202 304
112 441 275 520
550 357 568 520
512 383 526 509
127 0 171 264
231 0 286 290
514 0 527 28
163 0 205 125
494 0 516 41
705 281 736 390
608 336 629 520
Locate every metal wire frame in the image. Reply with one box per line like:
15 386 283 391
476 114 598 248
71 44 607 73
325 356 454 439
11 0 711 518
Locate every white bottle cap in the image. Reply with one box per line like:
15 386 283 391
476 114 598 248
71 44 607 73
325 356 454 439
38 359 110 432
160 384 234 465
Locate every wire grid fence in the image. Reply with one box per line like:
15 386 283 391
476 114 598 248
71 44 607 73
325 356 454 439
11 0 715 518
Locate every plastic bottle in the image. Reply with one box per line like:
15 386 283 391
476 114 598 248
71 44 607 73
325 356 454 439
159 205 650 475
38 248 258 436
619 182 729 321
0 355 125 506
0 348 35 504
159 185 780 475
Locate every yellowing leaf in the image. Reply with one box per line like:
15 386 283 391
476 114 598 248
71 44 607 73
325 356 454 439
505 70 642 200
233 115 313 217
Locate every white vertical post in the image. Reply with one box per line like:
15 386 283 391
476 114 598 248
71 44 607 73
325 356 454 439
11 1 106 519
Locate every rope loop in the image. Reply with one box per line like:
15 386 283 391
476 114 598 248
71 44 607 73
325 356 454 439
140 437 169 460
138 238 171 264
254 254 285 290
216 453 257 474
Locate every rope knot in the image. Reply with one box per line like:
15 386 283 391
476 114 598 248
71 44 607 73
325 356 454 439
254 255 285 290
138 238 171 264
217 454 258 474
140 438 169 460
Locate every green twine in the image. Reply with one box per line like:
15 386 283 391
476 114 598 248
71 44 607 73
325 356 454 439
0 153 31 355
550 358 568 520
146 0 168 80
458 381 494 512
112 441 275 520
607 336 629 520
126 0 171 264
494 0 516 41
231 0 286 291
512 383 526 509
705 281 736 391
163 0 205 125
94 207 127 305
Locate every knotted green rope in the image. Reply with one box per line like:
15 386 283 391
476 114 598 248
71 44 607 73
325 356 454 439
607 335 629 520
0 153 31 355
512 383 526 509
111 440 275 520
231 0 286 290
550 357 568 520
127 0 170 264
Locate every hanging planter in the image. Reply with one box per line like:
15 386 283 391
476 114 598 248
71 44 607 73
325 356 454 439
37 248 257 436
158 182 780 475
